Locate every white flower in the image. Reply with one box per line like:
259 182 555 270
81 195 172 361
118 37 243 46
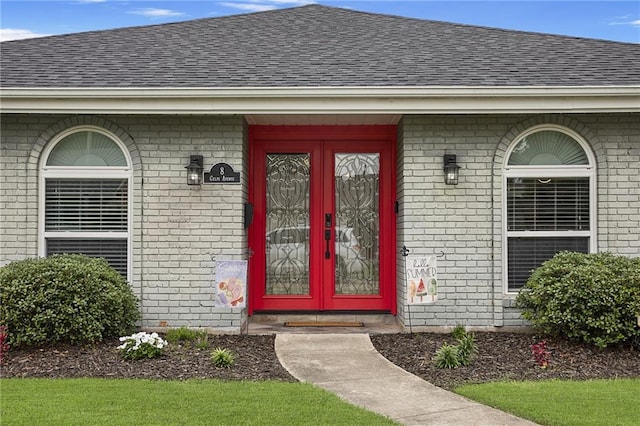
116 331 168 355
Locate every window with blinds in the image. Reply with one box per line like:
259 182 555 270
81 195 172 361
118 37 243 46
47 239 128 277
42 128 130 280
504 128 594 292
507 237 589 291
507 178 590 232
45 179 128 232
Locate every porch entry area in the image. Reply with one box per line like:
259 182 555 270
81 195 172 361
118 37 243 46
248 126 396 314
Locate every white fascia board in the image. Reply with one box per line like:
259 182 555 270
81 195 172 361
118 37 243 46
1 86 639 114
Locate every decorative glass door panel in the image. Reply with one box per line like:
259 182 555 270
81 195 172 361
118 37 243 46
249 126 396 313
334 154 379 295
265 154 311 295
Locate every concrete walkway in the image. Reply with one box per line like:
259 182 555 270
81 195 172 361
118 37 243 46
275 334 538 426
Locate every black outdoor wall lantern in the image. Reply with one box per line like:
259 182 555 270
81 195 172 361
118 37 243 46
443 154 460 185
186 154 204 185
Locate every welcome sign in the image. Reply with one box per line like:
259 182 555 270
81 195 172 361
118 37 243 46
406 255 438 304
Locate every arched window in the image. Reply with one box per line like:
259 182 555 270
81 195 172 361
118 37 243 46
504 126 595 292
40 127 131 279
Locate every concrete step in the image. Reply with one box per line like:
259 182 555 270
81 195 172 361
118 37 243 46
248 312 402 334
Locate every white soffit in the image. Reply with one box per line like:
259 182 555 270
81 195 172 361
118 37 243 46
1 86 639 114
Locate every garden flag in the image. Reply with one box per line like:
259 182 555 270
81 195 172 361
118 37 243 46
214 260 247 308
406 255 438 304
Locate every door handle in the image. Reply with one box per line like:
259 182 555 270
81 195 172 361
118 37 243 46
325 230 331 259
325 213 332 228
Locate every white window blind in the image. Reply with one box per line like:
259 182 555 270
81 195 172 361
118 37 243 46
47 239 128 277
507 178 590 232
45 179 128 232
507 237 589 291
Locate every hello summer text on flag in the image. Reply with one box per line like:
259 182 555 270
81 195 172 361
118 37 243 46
406 255 438 304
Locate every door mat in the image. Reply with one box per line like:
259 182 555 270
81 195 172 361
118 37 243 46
284 321 365 327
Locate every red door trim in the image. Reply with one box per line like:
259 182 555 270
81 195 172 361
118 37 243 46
248 125 397 315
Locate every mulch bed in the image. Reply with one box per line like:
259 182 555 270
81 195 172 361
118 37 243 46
2 332 639 391
371 332 640 390
1 335 295 382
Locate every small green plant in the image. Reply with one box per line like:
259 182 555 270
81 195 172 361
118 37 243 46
456 332 478 366
195 332 209 350
211 347 235 368
165 327 209 349
434 343 461 369
165 327 199 343
434 327 477 369
451 324 467 340
118 332 168 360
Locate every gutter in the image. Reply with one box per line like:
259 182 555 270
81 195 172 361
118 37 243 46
1 85 639 114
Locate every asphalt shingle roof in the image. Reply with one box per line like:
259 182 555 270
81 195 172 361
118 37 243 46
1 5 639 88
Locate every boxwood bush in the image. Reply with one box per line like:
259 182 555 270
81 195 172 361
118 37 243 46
516 252 640 348
0 254 139 347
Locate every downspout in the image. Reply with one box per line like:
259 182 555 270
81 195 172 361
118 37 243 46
138 170 145 326
490 143 501 327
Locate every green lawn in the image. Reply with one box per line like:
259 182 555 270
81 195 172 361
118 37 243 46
5 377 638 425
0 378 397 425
455 378 640 426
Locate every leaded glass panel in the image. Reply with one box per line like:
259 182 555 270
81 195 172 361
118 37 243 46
265 154 311 295
334 153 380 295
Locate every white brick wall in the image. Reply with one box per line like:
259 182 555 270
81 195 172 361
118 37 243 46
1 114 249 331
120 114 248 330
396 113 640 330
2 112 638 332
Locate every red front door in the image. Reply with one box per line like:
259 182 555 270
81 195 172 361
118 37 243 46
248 126 396 313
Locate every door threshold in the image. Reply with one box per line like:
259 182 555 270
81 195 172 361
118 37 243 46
248 312 401 334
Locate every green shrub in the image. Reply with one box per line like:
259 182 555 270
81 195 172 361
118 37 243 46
434 343 461 369
0 254 139 347
165 327 200 343
456 333 478 366
165 327 209 349
451 324 467 340
434 328 477 369
516 252 640 348
196 332 210 350
211 347 235 368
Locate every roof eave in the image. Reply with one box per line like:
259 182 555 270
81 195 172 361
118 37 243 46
1 86 639 114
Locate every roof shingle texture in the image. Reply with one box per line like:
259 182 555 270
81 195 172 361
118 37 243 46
1 5 639 88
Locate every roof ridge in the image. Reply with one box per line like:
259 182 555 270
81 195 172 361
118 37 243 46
2 4 636 46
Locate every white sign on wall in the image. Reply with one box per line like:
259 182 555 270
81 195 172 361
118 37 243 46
406 255 438 304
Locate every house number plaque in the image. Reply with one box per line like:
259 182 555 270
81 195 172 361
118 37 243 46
204 163 240 184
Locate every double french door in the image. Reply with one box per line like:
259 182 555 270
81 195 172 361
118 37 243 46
249 126 396 313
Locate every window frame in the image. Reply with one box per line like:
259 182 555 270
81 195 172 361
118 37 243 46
502 124 597 294
39 126 133 281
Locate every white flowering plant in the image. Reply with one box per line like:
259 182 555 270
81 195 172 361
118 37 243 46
117 331 168 360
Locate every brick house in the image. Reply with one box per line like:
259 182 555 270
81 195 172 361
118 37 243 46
1 5 639 332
